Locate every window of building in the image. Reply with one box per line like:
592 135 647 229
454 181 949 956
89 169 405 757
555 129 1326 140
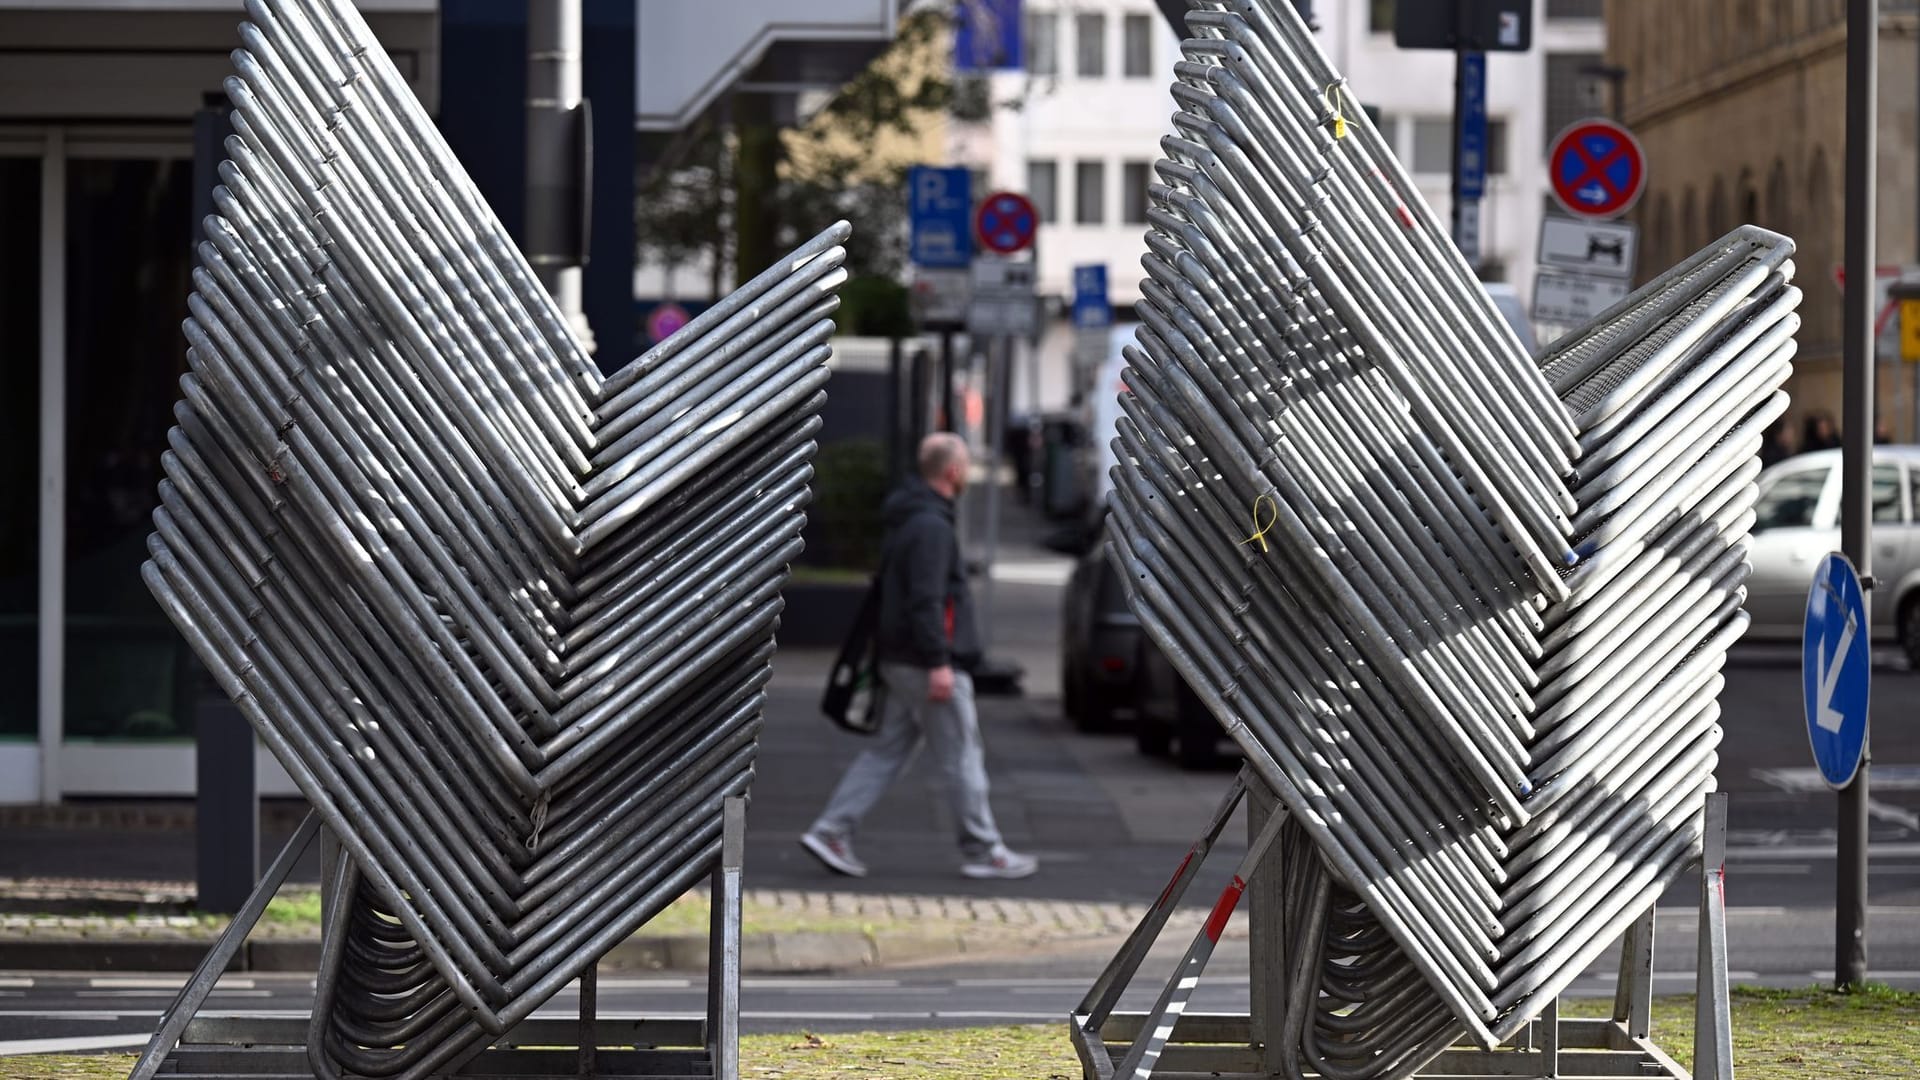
1370 0 1395 33
1076 13 1107 77
1545 52 1606 144
1026 10 1059 77
1028 159 1059 223
1374 112 1400 158
1075 160 1105 224
1411 118 1450 174
1406 117 1505 177
1123 14 1153 77
1123 161 1151 224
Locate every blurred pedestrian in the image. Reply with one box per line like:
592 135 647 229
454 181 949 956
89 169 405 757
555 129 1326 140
800 433 1039 880
1802 411 1841 452
1759 419 1793 467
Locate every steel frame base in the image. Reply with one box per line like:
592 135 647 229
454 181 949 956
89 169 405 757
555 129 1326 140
1069 771 1733 1080
129 797 748 1080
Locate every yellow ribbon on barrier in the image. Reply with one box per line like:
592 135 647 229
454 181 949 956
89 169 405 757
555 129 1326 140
1323 83 1348 140
1242 495 1279 554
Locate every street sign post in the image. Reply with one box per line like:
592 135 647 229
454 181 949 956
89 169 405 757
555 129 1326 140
908 165 973 269
975 190 1039 256
1393 0 1531 51
1532 268 1629 326
1804 553 1870 789
1548 119 1647 220
968 257 1038 337
1454 51 1487 264
1072 264 1112 329
1538 217 1638 279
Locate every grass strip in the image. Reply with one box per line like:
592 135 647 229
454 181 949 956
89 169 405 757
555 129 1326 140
3 986 1913 1079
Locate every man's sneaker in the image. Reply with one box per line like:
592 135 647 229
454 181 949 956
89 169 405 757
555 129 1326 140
799 830 868 878
961 845 1038 880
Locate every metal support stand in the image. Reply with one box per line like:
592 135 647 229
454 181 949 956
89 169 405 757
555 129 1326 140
130 797 750 1080
1071 790 1735 1080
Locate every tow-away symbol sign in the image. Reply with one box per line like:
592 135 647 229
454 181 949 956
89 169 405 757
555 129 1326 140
1804 552 1870 788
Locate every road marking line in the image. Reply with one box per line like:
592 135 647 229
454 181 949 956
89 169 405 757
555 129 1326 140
0 979 31 990
595 978 692 990
0 1034 152 1056
1727 842 1920 859
740 978 901 989
88 978 183 990
1813 970 1920 980
1752 768 1920 831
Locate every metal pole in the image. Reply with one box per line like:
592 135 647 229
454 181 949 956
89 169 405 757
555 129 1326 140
1838 0 1876 992
36 129 64 806
978 336 1006 646
940 329 957 431
527 0 593 351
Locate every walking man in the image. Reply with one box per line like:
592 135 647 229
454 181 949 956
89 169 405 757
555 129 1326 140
800 433 1038 880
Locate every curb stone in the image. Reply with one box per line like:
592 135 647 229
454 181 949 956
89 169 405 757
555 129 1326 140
0 929 1045 975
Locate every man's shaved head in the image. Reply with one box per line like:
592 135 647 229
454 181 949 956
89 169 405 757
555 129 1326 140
918 432 969 491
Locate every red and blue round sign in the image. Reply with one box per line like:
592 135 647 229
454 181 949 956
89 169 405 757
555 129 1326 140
1548 119 1646 220
975 191 1038 255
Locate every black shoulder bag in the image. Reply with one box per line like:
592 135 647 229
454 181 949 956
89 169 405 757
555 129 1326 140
820 554 890 735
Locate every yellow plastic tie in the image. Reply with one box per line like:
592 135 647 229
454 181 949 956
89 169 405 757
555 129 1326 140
1242 495 1278 554
1324 83 1348 140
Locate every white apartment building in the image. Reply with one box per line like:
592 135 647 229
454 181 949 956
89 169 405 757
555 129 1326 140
974 0 1608 411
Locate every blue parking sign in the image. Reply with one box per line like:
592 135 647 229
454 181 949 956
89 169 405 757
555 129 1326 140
908 166 973 269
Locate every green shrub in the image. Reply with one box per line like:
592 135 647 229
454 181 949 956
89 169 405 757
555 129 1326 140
806 439 890 570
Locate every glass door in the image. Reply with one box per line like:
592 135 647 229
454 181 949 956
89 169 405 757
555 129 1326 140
61 150 195 745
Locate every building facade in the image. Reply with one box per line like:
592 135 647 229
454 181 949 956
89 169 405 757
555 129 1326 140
976 0 1606 412
1608 0 1920 442
0 0 442 804
1 0 892 804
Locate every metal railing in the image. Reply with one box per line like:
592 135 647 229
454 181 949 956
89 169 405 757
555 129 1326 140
132 0 847 1076
1089 1 1792 1074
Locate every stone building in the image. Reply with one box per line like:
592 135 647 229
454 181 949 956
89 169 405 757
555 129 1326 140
1607 0 1920 442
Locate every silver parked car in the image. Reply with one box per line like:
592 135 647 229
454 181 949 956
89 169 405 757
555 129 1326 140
1744 446 1920 662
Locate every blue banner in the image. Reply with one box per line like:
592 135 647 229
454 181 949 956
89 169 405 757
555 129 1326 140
955 0 1023 72
1457 52 1488 200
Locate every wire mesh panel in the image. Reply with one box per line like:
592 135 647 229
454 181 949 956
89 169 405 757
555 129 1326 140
1102 0 1794 1069
138 0 848 1075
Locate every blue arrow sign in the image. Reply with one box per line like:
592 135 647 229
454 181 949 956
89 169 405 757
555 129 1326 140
1804 552 1870 788
908 165 973 269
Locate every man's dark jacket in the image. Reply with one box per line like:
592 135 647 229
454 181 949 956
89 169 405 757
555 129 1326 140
876 478 982 671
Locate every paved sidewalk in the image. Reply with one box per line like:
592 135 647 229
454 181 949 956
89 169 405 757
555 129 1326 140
0 882 1250 974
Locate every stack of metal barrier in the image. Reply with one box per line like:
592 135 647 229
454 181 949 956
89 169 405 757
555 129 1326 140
141 0 846 1075
1107 0 1794 1070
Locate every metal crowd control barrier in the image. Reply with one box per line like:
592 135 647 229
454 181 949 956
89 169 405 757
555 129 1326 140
128 1 847 1076
1075 1 1791 1076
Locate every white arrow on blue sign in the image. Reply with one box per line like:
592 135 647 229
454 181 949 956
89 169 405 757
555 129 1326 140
1803 552 1870 789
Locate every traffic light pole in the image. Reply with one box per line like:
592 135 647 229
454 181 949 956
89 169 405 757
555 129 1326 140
1838 0 1876 991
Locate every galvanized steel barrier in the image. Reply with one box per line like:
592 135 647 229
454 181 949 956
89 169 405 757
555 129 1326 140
128 0 846 1076
1072 1 1787 1077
